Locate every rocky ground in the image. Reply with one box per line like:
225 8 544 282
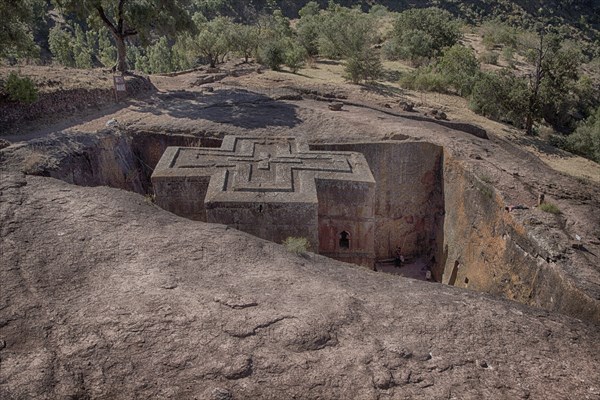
1 173 599 399
1 64 600 398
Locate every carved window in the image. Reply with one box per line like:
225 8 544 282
339 231 350 249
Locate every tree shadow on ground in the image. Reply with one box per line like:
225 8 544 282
358 82 405 98
510 133 576 159
132 88 302 129
317 60 344 66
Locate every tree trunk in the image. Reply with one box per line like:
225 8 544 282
95 4 134 74
525 32 544 136
114 33 128 73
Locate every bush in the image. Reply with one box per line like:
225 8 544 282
259 40 286 70
481 21 519 50
318 6 377 60
49 26 75 67
369 5 389 18
296 14 321 57
399 69 449 93
3 72 38 104
285 42 307 73
540 203 561 214
480 51 499 65
345 48 382 84
299 1 320 18
72 25 94 69
391 7 461 60
469 71 528 127
231 24 260 62
502 46 516 67
564 106 600 163
147 37 174 73
385 29 435 65
283 237 310 254
97 27 116 68
437 45 480 96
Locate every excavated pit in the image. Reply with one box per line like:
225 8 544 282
14 129 599 323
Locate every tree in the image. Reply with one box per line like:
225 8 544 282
195 17 234 68
469 71 529 127
0 0 40 59
437 45 480 96
392 7 461 59
523 30 583 134
49 26 75 66
565 106 600 163
147 37 173 73
53 0 194 72
296 10 321 57
345 48 382 84
299 1 320 18
319 6 376 59
98 27 117 67
231 24 260 63
285 41 307 73
73 25 94 69
259 39 286 71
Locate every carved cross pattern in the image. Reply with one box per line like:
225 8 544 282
170 137 354 193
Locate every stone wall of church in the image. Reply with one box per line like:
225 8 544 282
316 179 376 268
206 201 319 250
311 142 444 262
152 175 211 221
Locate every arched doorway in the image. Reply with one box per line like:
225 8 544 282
339 231 350 249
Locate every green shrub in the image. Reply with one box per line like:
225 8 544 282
49 26 75 67
299 1 320 18
4 72 38 104
564 106 600 163
399 69 449 93
283 237 310 254
318 6 377 60
296 14 321 57
480 51 499 65
391 7 461 60
386 29 435 65
481 21 518 50
285 42 308 73
97 27 116 68
345 48 382 84
369 5 389 17
502 46 516 67
469 71 528 127
147 37 174 74
259 39 286 71
72 25 94 69
437 45 480 96
540 202 561 214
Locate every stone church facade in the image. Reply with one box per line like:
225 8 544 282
151 136 376 268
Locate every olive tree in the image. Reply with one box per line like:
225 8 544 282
53 0 193 72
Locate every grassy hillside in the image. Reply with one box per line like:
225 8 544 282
277 0 599 42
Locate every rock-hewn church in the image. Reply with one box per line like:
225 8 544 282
151 136 376 267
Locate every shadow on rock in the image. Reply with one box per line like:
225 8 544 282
133 88 303 129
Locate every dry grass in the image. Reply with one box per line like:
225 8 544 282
289 59 600 184
0 66 115 93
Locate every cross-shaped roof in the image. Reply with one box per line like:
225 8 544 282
152 136 375 204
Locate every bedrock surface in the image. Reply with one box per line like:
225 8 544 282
1 172 599 399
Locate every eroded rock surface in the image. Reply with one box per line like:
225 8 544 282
1 173 599 399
